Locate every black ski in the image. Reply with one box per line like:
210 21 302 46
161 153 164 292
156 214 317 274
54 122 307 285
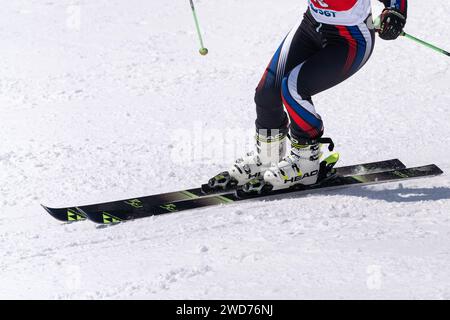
78 163 442 225
42 159 406 223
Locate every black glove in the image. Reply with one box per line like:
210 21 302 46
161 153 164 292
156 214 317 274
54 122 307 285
378 9 406 40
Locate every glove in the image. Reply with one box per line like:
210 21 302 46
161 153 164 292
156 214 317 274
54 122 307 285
378 9 406 40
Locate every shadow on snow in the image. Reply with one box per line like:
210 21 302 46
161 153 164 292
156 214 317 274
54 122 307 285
263 185 450 204
333 185 450 203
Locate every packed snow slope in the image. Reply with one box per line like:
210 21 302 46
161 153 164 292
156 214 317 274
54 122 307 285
1 0 449 299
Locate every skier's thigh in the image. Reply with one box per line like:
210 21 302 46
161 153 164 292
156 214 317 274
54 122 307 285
292 44 352 98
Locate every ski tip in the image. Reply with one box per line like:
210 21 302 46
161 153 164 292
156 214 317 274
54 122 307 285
429 164 444 175
397 164 444 177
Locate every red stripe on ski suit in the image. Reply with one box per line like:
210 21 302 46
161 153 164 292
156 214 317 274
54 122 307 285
400 0 406 12
336 26 357 75
282 95 319 139
257 61 271 90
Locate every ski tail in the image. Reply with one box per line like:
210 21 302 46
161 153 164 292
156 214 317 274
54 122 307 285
41 205 87 222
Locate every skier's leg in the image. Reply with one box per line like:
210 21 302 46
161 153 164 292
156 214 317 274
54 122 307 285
254 15 323 131
284 20 375 141
265 18 376 188
207 13 332 191
205 15 326 190
229 18 324 185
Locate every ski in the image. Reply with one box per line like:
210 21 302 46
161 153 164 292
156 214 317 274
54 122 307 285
78 163 442 225
42 158 406 223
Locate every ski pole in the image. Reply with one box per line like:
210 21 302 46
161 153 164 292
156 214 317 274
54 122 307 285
400 31 449 57
188 0 208 56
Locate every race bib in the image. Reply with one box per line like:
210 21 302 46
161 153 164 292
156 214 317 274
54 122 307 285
308 0 371 25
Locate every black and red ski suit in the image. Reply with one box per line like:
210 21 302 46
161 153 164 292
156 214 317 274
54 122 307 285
255 0 407 141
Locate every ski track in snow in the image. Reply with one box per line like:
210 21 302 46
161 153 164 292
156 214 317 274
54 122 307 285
0 0 449 299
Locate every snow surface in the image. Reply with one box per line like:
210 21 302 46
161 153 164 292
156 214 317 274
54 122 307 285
1 0 449 299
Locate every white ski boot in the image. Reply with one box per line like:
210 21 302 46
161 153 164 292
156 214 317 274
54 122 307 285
263 137 338 191
203 129 287 193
